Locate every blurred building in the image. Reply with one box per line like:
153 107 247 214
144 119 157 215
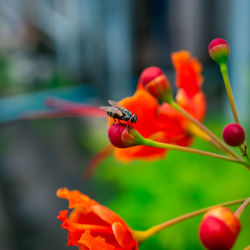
0 0 248 108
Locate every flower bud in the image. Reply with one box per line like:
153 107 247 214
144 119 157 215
108 123 143 148
139 66 173 103
222 123 245 146
208 38 230 64
199 206 241 250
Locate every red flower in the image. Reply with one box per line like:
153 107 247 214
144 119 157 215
57 188 138 250
108 51 206 162
108 85 193 162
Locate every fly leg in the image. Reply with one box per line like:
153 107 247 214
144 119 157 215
112 118 117 125
118 121 122 132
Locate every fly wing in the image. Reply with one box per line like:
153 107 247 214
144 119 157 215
99 106 123 116
108 100 125 109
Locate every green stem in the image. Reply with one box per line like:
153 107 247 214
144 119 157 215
143 138 248 168
220 63 239 124
220 63 248 157
235 197 250 218
133 198 246 244
170 100 240 160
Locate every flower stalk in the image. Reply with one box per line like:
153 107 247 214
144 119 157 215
143 137 248 168
108 124 249 168
220 63 239 124
208 38 247 157
169 100 241 160
235 197 250 218
220 63 248 157
133 198 246 244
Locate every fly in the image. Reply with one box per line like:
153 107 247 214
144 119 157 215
100 100 137 124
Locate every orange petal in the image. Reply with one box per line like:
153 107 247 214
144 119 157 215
114 145 167 163
57 208 112 246
112 222 137 248
57 210 84 246
78 230 115 250
57 189 110 227
57 210 69 229
156 104 193 146
57 188 97 212
172 51 203 97
157 103 185 132
92 205 125 226
176 89 206 122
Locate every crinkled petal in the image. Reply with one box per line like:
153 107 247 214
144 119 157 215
172 51 203 97
57 210 69 229
78 230 115 250
58 210 115 247
57 210 84 246
57 188 98 211
57 204 115 246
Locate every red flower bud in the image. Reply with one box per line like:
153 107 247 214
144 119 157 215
208 38 230 64
108 123 143 148
222 123 245 146
139 66 173 102
199 207 241 250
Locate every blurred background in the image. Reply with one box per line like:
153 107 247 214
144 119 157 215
0 0 249 249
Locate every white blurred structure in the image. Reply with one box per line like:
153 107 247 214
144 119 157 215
0 0 133 99
0 0 249 123
229 0 250 126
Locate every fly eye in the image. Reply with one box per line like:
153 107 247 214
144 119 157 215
131 115 137 123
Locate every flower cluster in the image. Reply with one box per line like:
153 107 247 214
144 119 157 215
52 38 249 249
108 51 206 162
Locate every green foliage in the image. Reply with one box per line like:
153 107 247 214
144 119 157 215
89 118 250 250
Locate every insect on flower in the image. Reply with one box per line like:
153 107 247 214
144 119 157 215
100 100 137 125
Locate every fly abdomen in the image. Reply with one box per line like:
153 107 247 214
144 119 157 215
107 111 120 119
